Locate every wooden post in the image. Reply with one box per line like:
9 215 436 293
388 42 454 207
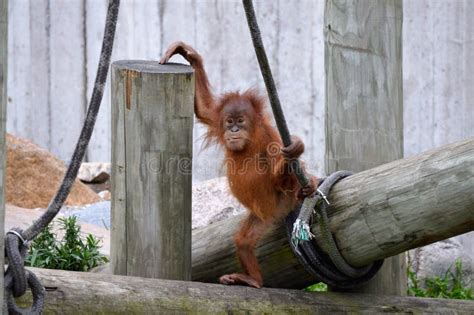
111 61 194 280
192 137 474 288
0 0 7 309
324 0 405 294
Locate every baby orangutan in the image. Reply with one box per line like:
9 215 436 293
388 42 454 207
160 42 318 288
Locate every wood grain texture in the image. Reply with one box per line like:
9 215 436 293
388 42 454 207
0 0 7 308
324 0 405 295
86 0 164 161
15 267 474 314
192 138 474 289
111 61 194 280
110 59 127 276
349 254 407 295
324 0 403 172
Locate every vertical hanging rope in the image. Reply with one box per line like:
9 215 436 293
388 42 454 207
242 0 309 188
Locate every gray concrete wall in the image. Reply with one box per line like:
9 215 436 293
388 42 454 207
5 0 474 285
7 0 473 182
7 0 326 182
403 0 474 282
404 0 474 157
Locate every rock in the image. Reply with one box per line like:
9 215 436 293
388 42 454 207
84 181 111 194
98 190 111 201
409 238 473 288
6 133 101 209
192 177 246 230
61 201 111 229
58 177 246 235
78 162 111 183
78 163 111 193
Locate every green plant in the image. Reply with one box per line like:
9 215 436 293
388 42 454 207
26 216 108 272
408 260 473 300
305 282 328 292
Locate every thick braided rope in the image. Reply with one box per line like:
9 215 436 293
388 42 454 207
4 1 120 313
22 0 120 241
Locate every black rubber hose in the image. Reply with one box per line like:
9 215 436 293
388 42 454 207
286 206 384 289
21 0 120 242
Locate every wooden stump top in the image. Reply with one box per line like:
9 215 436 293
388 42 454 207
112 60 193 74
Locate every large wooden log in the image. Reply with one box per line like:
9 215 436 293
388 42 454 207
111 61 194 280
325 0 405 295
192 138 474 288
0 0 8 309
15 268 473 314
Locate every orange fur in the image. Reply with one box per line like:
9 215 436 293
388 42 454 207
160 42 317 288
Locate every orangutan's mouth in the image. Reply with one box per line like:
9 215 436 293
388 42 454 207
228 137 242 142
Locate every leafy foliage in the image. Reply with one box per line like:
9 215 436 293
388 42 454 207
25 216 108 272
305 282 328 292
408 260 473 300
305 259 473 300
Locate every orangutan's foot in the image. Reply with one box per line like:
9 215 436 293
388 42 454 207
219 273 262 288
